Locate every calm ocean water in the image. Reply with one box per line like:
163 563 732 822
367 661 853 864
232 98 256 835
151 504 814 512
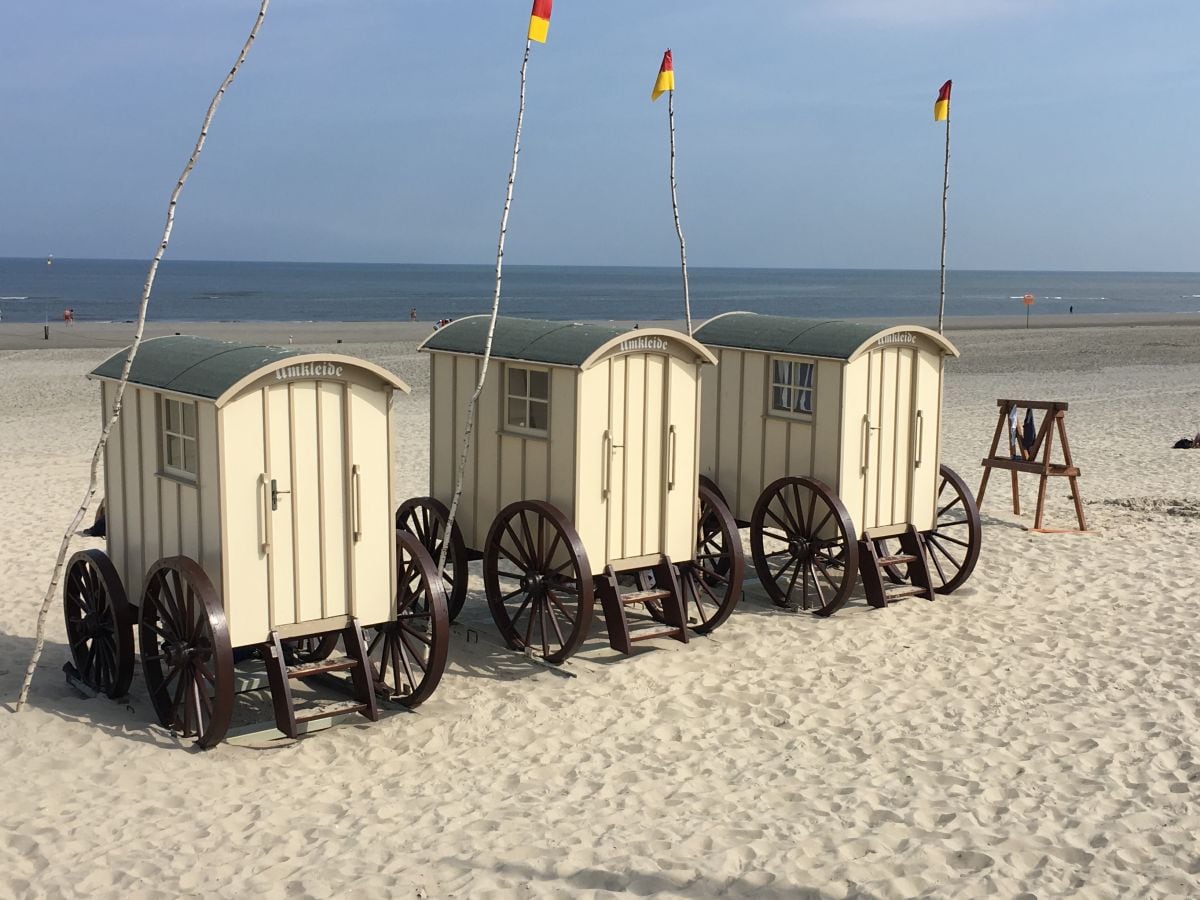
1 257 1199 324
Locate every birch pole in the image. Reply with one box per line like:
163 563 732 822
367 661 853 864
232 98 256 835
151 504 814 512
438 39 534 572
668 89 693 336
16 0 270 711
938 112 950 334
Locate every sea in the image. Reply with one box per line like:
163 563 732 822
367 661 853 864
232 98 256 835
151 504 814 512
1 257 1199 324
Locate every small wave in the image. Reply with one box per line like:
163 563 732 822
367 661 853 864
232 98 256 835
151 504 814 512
0 296 30 301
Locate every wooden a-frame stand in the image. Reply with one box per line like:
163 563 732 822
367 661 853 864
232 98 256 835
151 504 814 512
976 399 1088 533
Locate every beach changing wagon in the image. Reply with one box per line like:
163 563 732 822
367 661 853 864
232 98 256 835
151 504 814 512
64 336 449 747
397 316 745 663
694 312 981 615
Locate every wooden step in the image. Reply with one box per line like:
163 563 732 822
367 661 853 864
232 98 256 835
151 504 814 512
884 585 927 601
877 554 917 567
628 627 685 644
619 589 671 605
295 700 369 725
286 658 358 679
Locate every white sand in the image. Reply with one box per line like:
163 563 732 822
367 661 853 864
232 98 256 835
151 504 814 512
1 322 1198 898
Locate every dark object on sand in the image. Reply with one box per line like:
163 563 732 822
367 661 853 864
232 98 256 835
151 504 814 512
1022 408 1036 453
1173 438 1196 449
82 499 106 537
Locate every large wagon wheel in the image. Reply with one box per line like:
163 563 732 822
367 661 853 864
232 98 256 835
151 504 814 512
140 558 234 749
649 483 744 634
368 531 450 708
924 464 982 594
396 496 468 622
483 500 595 664
750 476 859 616
62 550 134 698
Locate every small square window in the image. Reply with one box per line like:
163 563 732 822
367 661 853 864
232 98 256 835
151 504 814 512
769 359 814 418
505 365 550 436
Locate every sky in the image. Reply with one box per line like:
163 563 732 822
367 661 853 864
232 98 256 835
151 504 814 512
2 1 1198 271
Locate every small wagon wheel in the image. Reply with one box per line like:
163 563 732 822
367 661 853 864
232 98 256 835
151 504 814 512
924 464 982 594
368 531 450 708
140 558 234 749
750 476 859 617
483 500 595 664
396 496 468 622
62 550 134 698
659 483 744 634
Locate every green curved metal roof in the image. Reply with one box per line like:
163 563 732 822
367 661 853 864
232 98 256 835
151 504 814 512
419 316 629 367
90 336 301 400
695 312 958 361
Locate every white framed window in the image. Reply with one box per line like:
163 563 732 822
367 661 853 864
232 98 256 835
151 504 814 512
769 358 814 416
505 365 549 436
161 396 198 480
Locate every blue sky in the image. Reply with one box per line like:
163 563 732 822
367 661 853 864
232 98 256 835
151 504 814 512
2 1 1197 270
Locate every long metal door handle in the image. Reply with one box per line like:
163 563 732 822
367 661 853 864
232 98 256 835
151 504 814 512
259 474 272 554
861 416 870 473
352 464 363 542
601 431 612 499
667 424 677 490
915 410 925 468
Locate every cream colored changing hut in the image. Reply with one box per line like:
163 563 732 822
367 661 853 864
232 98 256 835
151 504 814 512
64 336 450 748
695 312 980 616
399 316 745 664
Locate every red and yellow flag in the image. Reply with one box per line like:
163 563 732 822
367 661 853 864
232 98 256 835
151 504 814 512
652 50 674 101
528 0 552 43
933 79 952 121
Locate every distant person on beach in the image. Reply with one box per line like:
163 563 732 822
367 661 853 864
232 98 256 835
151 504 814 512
410 307 417 322
1069 305 1074 314
63 308 74 325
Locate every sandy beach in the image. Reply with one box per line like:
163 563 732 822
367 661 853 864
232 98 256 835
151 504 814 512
1 317 1198 898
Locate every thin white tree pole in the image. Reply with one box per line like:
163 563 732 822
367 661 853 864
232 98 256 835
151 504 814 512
938 111 950 334
439 40 533 572
17 0 270 711
668 89 692 336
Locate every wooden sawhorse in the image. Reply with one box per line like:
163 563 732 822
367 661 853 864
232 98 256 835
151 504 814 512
976 399 1088 532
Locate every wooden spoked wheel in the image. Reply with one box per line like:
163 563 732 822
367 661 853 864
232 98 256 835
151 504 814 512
396 496 468 622
924 464 982 594
750 476 859 617
367 531 450 708
483 500 595 664
139 558 234 749
675 483 745 634
62 550 134 698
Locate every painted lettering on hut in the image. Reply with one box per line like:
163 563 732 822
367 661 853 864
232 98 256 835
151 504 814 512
876 332 917 347
618 336 671 353
274 361 345 380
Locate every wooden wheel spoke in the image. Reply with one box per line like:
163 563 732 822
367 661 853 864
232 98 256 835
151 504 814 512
770 554 798 582
542 595 568 647
518 511 538 568
809 562 829 606
784 557 803 601
523 595 538 648
931 531 971 549
501 523 533 569
811 508 835 539
399 621 434 647
396 631 428 675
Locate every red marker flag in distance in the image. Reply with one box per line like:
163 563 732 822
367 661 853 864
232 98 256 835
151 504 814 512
528 0 552 43
934 79 952 121
652 49 675 101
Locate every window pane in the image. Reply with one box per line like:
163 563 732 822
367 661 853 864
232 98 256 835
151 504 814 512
794 389 813 414
182 402 197 437
508 367 527 398
183 438 198 474
166 435 181 468
507 398 527 428
771 385 790 412
772 360 789 387
164 399 177 432
529 370 549 400
798 363 813 388
528 400 548 431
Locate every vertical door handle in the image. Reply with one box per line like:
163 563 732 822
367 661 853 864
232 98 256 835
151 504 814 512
862 416 880 474
601 431 612 499
259 474 272 554
667 424 677 490
915 410 925 468
351 464 363 542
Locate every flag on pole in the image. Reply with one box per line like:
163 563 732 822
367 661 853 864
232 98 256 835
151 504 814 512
528 0 553 43
652 49 675 101
933 79 952 121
